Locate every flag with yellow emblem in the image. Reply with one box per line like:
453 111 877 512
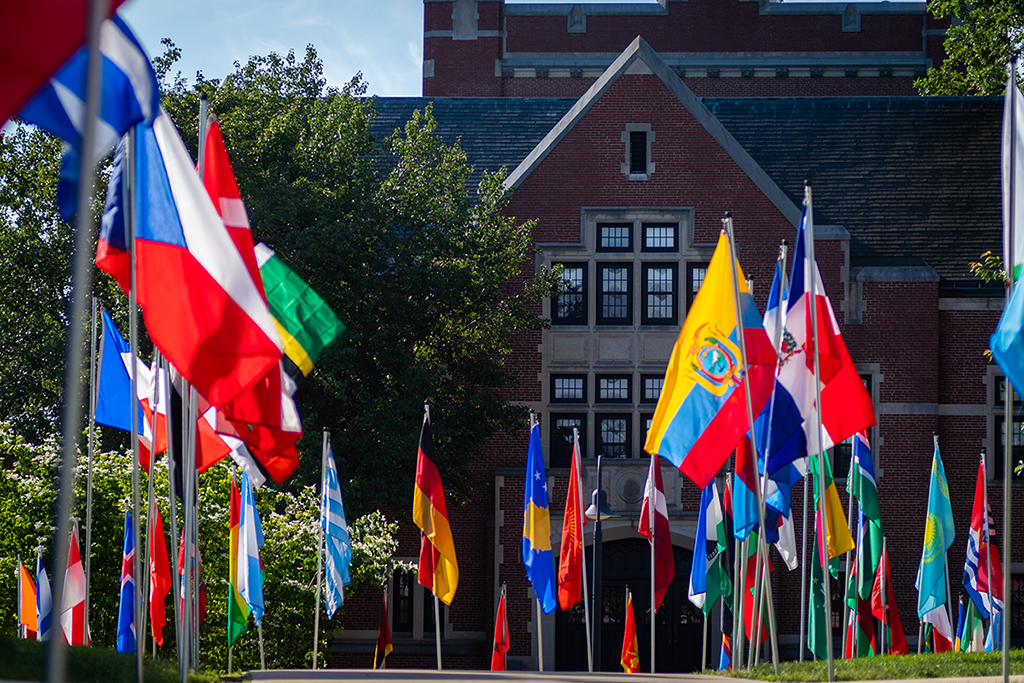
916 438 955 619
523 421 556 613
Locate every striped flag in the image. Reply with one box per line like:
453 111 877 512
116 510 136 653
36 551 52 641
690 480 724 615
60 527 88 646
238 471 265 622
228 476 250 646
321 449 353 617
18 14 159 219
639 452 674 612
963 455 1002 619
413 406 458 604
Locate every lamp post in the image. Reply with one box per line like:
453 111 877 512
585 455 616 671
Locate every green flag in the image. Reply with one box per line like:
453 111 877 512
255 243 345 379
229 477 250 646
808 510 830 660
846 431 883 601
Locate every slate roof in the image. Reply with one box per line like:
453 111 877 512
370 95 1002 289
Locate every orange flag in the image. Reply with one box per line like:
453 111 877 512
621 591 640 673
557 434 586 610
17 558 36 638
491 588 509 671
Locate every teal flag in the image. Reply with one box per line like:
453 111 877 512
915 440 955 619
523 423 557 613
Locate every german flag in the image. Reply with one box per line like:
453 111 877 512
413 405 458 604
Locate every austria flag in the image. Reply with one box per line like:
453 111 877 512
98 112 282 409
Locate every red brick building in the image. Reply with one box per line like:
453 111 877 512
333 0 1018 671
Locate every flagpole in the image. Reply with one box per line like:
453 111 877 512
736 537 747 669
648 449 656 674
228 468 235 676
161 356 183 683
880 537 887 656
189 413 200 669
804 183 835 682
935 434 955 641
702 610 708 671
982 450 995 642
573 428 594 673
719 567 727 670
1003 61 1016 683
258 621 266 670
723 214 780 675
312 429 328 670
84 296 98 644
840 442 855 659
799 474 809 662
731 474 743 670
433 593 443 670
47 0 105 678
180 378 193 678
142 452 156 657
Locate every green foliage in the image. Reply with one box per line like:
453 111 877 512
720 648 1024 680
917 0 1024 95
156 45 560 512
0 427 407 672
969 250 1008 284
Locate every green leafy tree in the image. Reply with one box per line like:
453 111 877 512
917 0 1024 95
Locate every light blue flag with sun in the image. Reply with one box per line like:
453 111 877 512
916 439 956 619
523 422 557 614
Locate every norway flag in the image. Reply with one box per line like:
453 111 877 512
98 112 282 408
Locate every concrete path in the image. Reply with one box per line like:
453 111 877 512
245 673 1024 683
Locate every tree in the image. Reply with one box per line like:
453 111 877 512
156 45 559 513
916 0 1024 95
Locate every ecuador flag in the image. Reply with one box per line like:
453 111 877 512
413 405 459 604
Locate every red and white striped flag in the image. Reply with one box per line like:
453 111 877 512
639 452 675 612
60 528 89 646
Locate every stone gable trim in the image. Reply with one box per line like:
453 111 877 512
503 36 802 227
938 297 1005 310
852 265 940 282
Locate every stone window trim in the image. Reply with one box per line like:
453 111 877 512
551 373 588 403
621 123 655 180
642 262 678 326
986 366 1024 483
596 374 632 404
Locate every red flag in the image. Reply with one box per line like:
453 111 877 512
620 591 640 673
201 120 302 479
177 531 207 628
639 453 674 612
491 589 509 671
743 540 770 643
373 594 393 669
149 506 172 647
557 436 587 610
60 528 89 646
0 1 129 125
871 548 909 655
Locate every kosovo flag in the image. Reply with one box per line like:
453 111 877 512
523 422 557 613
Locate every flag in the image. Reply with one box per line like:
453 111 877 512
0 1 130 125
149 505 171 647
986 608 1004 652
374 594 393 669
36 552 52 642
810 450 855 561
18 558 37 639
322 449 353 618
523 423 556 614
848 430 882 601
238 471 265 622
779 204 876 458
413 406 459 604
60 527 88 646
964 456 1002 619
201 125 303 479
620 591 640 673
491 589 509 671
116 510 136 653
808 509 829 660
961 600 985 652
955 598 966 652
742 532 770 643
731 434 760 541
255 243 345 382
557 430 587 610
690 480 725 615
97 111 283 410
922 606 953 652
719 633 732 671
644 232 777 489
1003 69 1024 282
18 14 159 219
916 440 955 619
228 476 249 646
639 452 675 612
843 566 875 660
177 531 207 630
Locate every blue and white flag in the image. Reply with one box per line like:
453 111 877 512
689 481 722 611
116 509 136 653
321 449 352 618
522 423 557 614
36 551 52 642
18 15 160 219
95 309 147 433
238 471 265 623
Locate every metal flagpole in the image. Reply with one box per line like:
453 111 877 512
573 428 594 673
648 450 656 673
982 450 995 646
880 536 887 656
723 215 780 675
703 610 709 671
804 183 835 682
731 474 743 670
536 596 545 671
190 419 200 669
433 593 443 670
937 435 955 639
312 429 328 669
258 621 266 670
180 379 193 679
47 1 105 680
161 356 182 683
799 474 809 662
736 537 747 669
840 445 855 659
142 451 156 657
1003 60 1017 683
84 296 98 642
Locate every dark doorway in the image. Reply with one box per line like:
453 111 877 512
555 538 704 672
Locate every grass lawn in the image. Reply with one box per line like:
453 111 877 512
714 649 1024 681
0 634 217 683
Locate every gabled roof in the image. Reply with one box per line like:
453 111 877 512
501 36 804 227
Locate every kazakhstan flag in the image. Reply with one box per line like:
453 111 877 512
916 440 956 618
523 423 557 613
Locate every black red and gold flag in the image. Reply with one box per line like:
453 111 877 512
413 404 459 604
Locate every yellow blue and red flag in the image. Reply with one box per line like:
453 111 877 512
644 231 776 489
523 423 557 613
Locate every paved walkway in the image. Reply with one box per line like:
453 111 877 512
246 673 1024 683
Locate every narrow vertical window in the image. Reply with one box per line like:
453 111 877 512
596 415 630 458
551 413 586 467
643 264 676 325
630 131 647 174
553 263 587 325
597 263 632 324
